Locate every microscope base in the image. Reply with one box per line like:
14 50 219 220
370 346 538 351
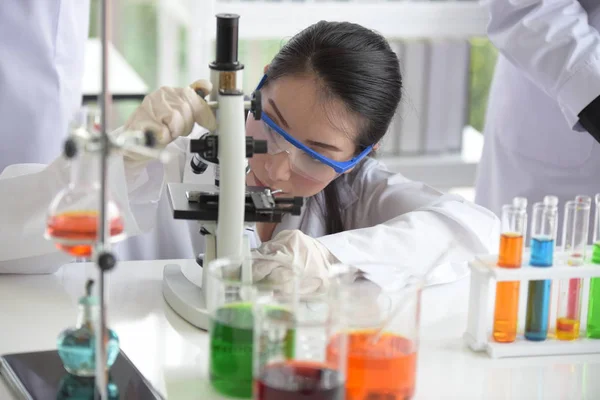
162 264 210 331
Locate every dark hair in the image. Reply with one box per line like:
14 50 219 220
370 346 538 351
265 21 402 234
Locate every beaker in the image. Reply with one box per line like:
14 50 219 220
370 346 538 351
206 256 298 399
328 263 422 400
253 288 347 400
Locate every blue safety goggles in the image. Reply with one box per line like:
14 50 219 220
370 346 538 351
253 74 373 175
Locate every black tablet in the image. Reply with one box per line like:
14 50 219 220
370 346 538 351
0 349 164 399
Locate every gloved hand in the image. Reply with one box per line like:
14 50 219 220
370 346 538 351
251 229 338 295
122 80 217 162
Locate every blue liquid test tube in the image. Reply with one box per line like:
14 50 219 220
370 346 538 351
524 197 558 341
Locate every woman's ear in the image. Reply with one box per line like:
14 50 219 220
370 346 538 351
264 64 270 74
373 142 380 151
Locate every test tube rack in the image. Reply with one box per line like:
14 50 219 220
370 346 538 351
464 249 600 358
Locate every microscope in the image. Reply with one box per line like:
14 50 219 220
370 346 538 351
162 14 303 330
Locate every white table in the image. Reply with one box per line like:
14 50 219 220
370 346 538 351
1 260 599 399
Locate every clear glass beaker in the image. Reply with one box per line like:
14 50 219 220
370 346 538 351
329 263 422 400
253 289 347 400
206 256 298 399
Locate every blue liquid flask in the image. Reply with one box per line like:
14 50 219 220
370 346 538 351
57 280 120 377
56 373 119 400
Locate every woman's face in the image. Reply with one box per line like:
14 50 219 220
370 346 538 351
245 75 360 198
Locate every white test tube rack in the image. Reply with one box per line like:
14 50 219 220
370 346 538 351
464 249 600 358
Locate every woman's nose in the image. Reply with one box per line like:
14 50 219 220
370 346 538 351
265 151 292 182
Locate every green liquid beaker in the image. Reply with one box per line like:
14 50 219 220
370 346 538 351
206 257 297 398
209 303 254 398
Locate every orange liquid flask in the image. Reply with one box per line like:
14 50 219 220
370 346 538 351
327 330 417 400
45 132 126 257
492 202 527 343
47 211 125 257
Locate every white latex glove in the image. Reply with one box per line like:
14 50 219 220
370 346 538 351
122 80 217 162
251 229 338 295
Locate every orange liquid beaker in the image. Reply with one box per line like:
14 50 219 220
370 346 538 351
327 330 417 400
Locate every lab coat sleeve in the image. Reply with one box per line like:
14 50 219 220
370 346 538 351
485 0 600 130
317 169 500 284
0 152 163 274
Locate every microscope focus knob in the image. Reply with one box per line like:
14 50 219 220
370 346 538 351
250 90 262 120
251 139 268 155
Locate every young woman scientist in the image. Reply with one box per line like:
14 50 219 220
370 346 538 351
0 21 499 288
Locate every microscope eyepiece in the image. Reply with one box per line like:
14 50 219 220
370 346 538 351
211 14 243 71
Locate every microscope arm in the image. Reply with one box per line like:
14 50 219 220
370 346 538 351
213 90 246 262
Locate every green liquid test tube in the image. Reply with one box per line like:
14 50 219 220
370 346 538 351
588 243 600 338
587 195 600 339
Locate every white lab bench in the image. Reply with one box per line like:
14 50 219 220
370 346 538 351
1 259 599 399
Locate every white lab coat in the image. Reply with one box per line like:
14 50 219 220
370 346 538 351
475 0 600 221
0 128 500 282
0 0 90 172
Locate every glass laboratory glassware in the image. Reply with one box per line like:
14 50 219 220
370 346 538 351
493 202 527 343
254 286 346 400
206 257 297 399
513 196 528 243
587 194 600 338
45 110 126 257
524 199 558 341
56 373 119 400
57 280 120 377
326 264 421 400
556 196 591 340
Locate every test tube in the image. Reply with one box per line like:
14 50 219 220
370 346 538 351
586 194 600 338
524 199 558 341
556 196 591 340
513 197 528 242
492 202 527 343
512 197 528 209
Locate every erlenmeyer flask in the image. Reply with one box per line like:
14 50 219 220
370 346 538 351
57 280 120 378
45 109 126 257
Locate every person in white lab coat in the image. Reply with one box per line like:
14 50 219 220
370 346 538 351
117 21 501 288
475 0 600 221
0 0 90 171
1 21 499 289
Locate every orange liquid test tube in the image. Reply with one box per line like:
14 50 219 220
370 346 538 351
493 201 527 343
